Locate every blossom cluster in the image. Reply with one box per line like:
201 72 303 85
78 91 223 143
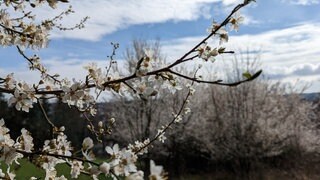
61 80 96 113
0 118 166 179
1 6 48 49
0 1 79 49
0 119 31 179
197 12 244 62
2 71 97 114
129 49 183 100
8 81 37 112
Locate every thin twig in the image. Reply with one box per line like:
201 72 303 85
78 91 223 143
17 46 61 84
37 99 55 129
37 98 56 137
0 23 26 36
105 43 119 78
123 81 137 93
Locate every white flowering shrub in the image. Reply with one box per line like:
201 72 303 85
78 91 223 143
181 59 320 177
0 0 259 179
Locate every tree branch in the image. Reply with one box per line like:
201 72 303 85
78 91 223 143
168 69 263 86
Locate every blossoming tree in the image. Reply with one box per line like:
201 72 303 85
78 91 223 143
0 0 259 179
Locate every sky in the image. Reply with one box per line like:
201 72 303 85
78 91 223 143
1 0 320 93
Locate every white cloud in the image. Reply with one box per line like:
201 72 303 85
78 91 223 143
266 63 320 79
161 22 320 92
163 22 320 66
229 24 320 67
281 0 320 5
29 0 247 41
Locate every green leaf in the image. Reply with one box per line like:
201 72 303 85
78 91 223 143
242 71 252 79
243 70 262 80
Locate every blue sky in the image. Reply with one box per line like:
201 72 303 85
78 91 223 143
1 0 320 92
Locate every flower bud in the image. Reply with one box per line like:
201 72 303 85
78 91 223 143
98 121 103 127
110 118 115 124
89 166 100 175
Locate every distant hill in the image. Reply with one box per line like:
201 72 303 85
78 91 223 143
301 92 320 102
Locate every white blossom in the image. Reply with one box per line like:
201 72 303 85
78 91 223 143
70 160 84 179
8 81 37 112
82 137 94 150
105 144 120 166
156 129 167 143
0 119 23 165
218 27 229 44
14 128 34 152
99 162 110 175
43 134 72 156
44 169 67 180
197 43 219 62
0 169 5 178
184 107 191 115
229 12 244 31
149 160 166 180
173 114 183 123
128 139 150 155
1 146 23 165
3 73 16 89
62 82 85 106
6 167 16 180
126 171 144 180
114 149 138 176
